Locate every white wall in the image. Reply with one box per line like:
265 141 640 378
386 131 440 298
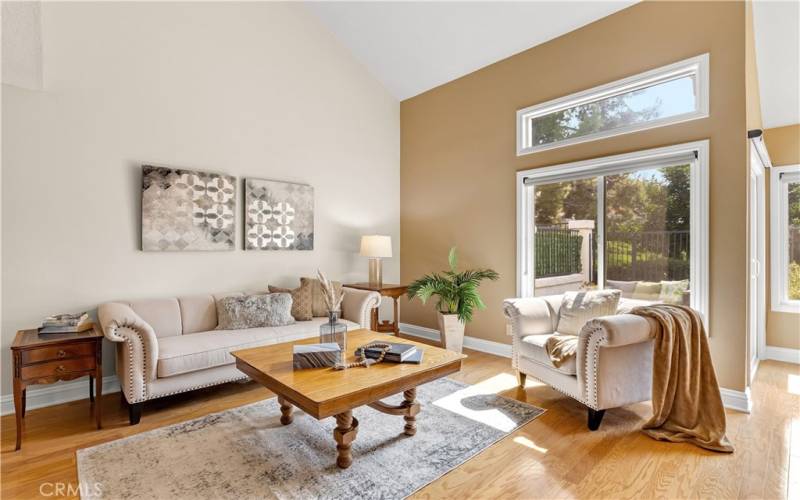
1 2 400 396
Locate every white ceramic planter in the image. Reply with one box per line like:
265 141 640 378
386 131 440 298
437 313 465 354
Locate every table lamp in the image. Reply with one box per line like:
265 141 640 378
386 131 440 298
360 235 392 287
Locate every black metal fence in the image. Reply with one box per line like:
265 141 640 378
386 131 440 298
535 226 583 278
606 230 690 282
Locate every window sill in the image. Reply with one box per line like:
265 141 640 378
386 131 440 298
771 302 800 314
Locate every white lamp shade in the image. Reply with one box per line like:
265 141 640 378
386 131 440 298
360 235 392 258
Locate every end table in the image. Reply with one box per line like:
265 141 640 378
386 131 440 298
10 326 103 450
344 283 408 335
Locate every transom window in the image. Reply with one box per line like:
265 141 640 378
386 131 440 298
517 54 709 155
516 141 709 323
770 165 800 313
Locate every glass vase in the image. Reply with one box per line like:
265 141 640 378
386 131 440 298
319 311 347 367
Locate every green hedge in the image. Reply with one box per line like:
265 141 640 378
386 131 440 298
536 230 582 278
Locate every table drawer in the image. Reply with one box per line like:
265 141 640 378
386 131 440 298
20 342 96 364
20 357 95 380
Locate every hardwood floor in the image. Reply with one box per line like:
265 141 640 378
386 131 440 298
2 341 797 499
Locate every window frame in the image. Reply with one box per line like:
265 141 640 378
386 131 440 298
769 164 800 314
516 54 710 156
516 140 710 326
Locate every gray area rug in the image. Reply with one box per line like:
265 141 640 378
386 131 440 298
77 378 544 499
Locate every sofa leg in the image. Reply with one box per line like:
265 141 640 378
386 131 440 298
587 408 605 431
129 402 143 425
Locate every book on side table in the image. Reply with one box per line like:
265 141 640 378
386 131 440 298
38 312 93 334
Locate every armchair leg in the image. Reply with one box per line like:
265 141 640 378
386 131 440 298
516 371 527 388
128 402 143 425
587 408 605 431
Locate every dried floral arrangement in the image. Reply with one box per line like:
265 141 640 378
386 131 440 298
317 269 344 313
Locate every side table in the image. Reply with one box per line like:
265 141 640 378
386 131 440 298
10 326 103 450
344 283 408 335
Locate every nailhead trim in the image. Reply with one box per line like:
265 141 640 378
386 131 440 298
149 375 250 400
106 323 150 403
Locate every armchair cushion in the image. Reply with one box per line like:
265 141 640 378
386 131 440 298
556 290 620 335
520 333 577 375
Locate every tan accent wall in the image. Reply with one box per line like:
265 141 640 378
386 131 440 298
745 1 762 130
764 125 800 349
401 1 750 390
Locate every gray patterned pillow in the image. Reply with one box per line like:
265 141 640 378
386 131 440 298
216 293 295 330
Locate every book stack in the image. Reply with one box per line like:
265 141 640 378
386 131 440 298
39 312 93 334
359 342 424 364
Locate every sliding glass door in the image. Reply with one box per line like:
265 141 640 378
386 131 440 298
518 142 706 318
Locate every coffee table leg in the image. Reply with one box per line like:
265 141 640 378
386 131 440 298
333 411 359 469
277 396 293 425
403 388 419 436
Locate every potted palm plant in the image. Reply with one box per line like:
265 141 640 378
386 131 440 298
406 247 499 353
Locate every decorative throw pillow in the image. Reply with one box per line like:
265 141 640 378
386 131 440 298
605 280 638 297
659 280 689 304
556 290 621 336
632 281 662 300
302 277 343 317
268 281 313 321
215 294 295 330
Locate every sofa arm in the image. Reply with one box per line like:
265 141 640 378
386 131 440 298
502 297 558 338
581 314 657 348
97 302 158 403
341 287 381 328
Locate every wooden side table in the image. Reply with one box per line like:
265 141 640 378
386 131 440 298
344 283 408 335
10 326 103 450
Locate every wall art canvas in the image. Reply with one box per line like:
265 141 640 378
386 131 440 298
244 178 314 250
141 165 236 251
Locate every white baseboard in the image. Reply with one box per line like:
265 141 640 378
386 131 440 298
0 375 120 416
763 345 800 364
401 323 752 413
720 387 752 413
399 323 512 358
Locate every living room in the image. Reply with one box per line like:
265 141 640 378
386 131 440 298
2 1 799 499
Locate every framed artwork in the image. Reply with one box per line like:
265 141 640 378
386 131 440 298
141 165 236 251
244 178 314 250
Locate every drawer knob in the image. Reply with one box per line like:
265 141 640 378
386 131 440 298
57 350 67 358
55 365 66 373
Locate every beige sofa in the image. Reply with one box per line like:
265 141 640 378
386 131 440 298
98 288 380 424
503 294 657 430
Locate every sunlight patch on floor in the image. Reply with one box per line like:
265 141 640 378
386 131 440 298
433 373 524 432
513 436 548 453
788 374 800 396
789 418 800 500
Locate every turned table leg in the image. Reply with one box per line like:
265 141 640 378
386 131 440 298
403 388 419 436
333 410 359 469
13 379 25 451
278 396 293 425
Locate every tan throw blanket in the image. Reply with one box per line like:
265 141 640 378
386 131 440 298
631 304 733 453
544 304 733 453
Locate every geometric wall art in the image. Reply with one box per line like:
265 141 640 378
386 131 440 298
244 178 314 250
141 165 236 251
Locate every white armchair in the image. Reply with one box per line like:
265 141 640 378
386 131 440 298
503 295 657 430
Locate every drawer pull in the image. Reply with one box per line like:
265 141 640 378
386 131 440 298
55 365 66 373
57 350 67 358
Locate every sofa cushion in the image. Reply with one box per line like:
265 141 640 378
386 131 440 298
632 281 661 300
156 317 360 377
129 298 182 338
303 277 343 317
215 293 294 329
519 333 577 376
179 295 218 334
269 282 313 321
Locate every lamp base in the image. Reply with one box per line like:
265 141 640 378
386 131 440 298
368 258 383 288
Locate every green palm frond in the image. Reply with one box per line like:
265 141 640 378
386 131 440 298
406 248 499 323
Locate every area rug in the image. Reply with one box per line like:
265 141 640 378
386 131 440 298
77 378 543 499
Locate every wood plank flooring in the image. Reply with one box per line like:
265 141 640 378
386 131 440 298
2 339 797 499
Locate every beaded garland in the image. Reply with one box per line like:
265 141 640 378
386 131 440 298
334 342 392 370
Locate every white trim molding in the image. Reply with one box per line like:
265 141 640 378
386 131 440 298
769 164 800 314
763 345 800 364
719 387 752 414
0 375 120 416
516 53 710 156
516 140 710 328
399 323 512 358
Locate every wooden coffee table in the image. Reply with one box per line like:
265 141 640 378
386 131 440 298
231 329 465 468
